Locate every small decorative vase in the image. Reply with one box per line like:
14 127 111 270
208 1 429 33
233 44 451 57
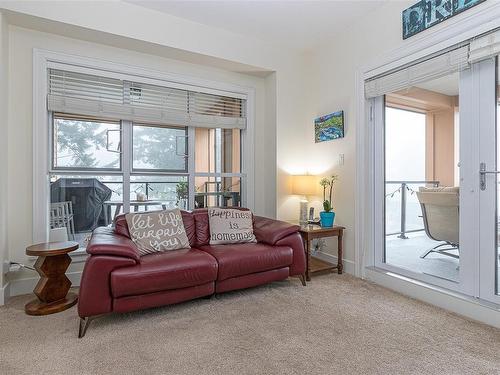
320 211 335 227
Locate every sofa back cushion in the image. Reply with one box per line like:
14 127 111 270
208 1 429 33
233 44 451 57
193 209 210 246
115 208 251 247
115 214 130 237
114 210 196 247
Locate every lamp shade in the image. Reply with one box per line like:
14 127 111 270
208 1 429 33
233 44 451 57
291 175 317 196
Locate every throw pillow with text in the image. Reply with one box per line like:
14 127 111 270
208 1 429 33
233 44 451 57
208 208 256 245
126 208 190 256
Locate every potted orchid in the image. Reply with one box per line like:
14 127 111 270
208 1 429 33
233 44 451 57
319 175 338 227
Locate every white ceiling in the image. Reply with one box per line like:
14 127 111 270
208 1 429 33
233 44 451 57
125 0 387 51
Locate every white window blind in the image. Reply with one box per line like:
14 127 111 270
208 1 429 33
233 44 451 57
364 46 469 99
469 29 500 63
47 69 246 129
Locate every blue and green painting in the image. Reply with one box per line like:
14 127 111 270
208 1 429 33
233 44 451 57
314 111 344 143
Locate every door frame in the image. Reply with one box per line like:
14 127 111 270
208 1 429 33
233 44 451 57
477 57 500 304
371 76 475 294
354 2 500 291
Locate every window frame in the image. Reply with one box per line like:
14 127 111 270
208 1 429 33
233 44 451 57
50 113 123 172
34 50 255 247
131 122 189 174
193 126 244 209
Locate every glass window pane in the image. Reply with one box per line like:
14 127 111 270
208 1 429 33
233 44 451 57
132 124 187 171
53 116 121 169
130 175 188 211
195 176 241 208
49 175 123 248
384 72 460 282
195 128 240 173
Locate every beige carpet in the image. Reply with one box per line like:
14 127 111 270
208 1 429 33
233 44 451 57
0 274 499 375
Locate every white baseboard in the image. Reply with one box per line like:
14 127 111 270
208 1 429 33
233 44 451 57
365 267 500 328
0 252 87 305
312 251 356 275
2 271 82 304
0 282 9 305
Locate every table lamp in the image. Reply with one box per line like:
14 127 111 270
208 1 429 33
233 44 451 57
291 175 317 225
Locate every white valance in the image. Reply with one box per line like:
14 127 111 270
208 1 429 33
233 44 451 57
469 30 500 63
365 46 469 99
47 69 246 129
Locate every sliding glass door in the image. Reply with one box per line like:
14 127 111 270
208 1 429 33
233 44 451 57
375 66 470 293
372 48 500 301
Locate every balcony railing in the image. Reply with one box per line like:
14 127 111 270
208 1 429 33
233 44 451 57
386 180 439 239
101 180 241 212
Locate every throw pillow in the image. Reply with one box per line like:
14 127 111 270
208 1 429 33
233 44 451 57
125 208 190 256
208 208 257 245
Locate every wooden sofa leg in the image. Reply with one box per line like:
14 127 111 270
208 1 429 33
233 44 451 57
298 274 307 286
78 317 93 338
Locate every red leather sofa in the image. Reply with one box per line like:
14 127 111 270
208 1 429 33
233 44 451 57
77 209 306 337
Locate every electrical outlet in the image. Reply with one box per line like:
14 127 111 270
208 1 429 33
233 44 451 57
339 153 345 166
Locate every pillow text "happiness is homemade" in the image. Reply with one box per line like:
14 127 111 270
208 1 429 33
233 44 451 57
208 208 257 245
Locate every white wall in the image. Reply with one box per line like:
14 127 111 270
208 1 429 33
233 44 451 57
275 56 310 221
0 0 284 70
302 1 413 264
0 1 309 221
0 0 311 296
2 0 426 295
0 12 9 297
5 24 276 286
302 0 498 267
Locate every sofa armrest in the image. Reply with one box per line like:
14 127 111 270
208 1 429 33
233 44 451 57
78 255 137 318
86 227 140 263
276 232 306 276
253 216 301 245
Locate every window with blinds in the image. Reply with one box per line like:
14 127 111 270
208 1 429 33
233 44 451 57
47 69 246 129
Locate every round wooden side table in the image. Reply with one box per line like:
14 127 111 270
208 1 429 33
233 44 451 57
25 241 79 316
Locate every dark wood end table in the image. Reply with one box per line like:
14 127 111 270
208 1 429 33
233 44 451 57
297 224 345 281
25 241 79 316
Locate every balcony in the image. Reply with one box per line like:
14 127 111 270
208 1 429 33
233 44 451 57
385 181 460 282
49 177 240 249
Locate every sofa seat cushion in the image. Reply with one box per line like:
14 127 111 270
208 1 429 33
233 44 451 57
199 243 293 281
111 248 218 298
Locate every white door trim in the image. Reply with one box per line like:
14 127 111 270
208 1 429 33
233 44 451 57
354 3 500 327
355 2 500 278
361 2 500 81
371 87 475 293
477 57 500 304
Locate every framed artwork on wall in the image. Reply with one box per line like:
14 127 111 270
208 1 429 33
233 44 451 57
314 111 344 143
402 0 485 40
